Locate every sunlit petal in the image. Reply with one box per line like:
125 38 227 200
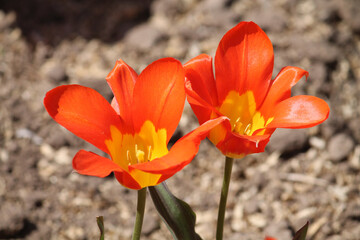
44 85 123 154
215 21 274 106
266 95 330 129
260 66 308 118
132 58 185 142
106 59 137 125
72 150 123 177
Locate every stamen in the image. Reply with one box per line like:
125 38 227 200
126 150 132 165
256 140 259 148
244 123 252 135
233 117 243 133
147 145 152 161
234 117 241 126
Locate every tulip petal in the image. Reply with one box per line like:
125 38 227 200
207 118 229 145
114 172 142 190
260 66 308 118
185 80 223 124
72 150 142 189
132 58 185 142
265 237 277 240
44 85 122 154
266 95 330 129
184 54 220 124
216 132 271 158
215 21 274 106
106 59 137 125
111 97 120 115
129 117 227 177
184 54 218 106
209 117 273 158
72 150 123 177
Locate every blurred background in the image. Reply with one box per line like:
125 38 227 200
0 0 359 239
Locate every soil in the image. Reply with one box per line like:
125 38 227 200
0 0 359 239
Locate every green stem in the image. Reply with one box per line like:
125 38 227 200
216 156 234 240
132 187 147 240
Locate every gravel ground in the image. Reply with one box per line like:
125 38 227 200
0 0 359 239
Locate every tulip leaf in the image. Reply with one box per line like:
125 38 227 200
149 182 202 240
293 221 309 240
96 216 105 240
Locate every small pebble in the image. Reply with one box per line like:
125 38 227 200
328 133 354 162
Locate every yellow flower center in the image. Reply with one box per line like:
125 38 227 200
219 90 273 136
105 120 168 188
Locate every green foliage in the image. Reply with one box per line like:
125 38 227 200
96 216 105 240
149 182 202 240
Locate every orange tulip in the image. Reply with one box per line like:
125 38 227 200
184 21 329 158
44 58 225 189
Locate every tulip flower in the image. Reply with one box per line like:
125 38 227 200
44 57 225 190
184 21 329 159
184 21 329 240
